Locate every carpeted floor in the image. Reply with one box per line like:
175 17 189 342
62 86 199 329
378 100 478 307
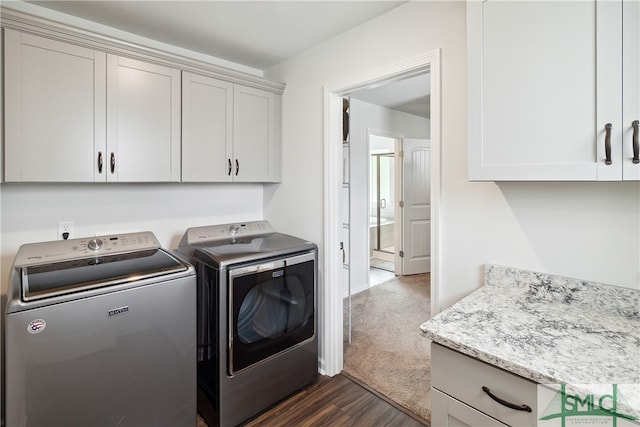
343 273 431 425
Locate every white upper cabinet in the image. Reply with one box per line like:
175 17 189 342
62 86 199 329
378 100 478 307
182 72 234 182
232 85 282 182
468 0 639 181
4 30 181 183
2 12 284 184
4 29 106 182
182 75 282 183
106 55 181 182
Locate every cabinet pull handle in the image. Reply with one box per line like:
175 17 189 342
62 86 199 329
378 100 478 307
228 159 232 176
110 152 116 174
235 159 239 176
98 152 103 173
632 120 639 164
604 123 613 165
481 386 532 412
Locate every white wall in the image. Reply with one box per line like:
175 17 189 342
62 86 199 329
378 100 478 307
347 99 430 296
1 183 263 294
264 0 640 335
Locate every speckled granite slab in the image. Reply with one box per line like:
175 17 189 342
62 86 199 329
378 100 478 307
420 264 640 418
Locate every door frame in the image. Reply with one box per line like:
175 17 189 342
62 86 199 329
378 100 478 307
322 50 441 376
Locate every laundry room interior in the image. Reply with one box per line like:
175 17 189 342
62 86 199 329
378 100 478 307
1 0 639 426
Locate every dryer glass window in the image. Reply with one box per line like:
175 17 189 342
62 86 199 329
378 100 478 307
230 256 315 374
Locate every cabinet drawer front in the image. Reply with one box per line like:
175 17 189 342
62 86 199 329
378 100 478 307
432 388 508 427
432 343 537 427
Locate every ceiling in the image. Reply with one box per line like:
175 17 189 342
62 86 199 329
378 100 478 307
18 0 428 118
26 1 405 70
349 73 430 118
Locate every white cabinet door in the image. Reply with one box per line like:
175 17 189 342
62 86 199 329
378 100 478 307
232 85 282 182
623 0 640 180
181 72 233 182
468 1 626 181
106 55 180 182
4 29 106 182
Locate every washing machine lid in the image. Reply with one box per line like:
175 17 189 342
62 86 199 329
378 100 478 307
21 249 186 302
11 231 188 302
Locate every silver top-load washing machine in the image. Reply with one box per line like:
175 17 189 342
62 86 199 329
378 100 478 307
4 231 196 427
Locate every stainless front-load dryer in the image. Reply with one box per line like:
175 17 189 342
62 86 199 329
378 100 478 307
4 231 196 427
177 220 318 427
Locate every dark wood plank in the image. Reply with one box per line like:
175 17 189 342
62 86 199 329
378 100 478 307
242 374 426 427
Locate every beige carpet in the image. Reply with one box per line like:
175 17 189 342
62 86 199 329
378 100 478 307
343 273 431 425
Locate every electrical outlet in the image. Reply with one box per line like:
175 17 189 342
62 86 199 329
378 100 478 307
58 221 74 240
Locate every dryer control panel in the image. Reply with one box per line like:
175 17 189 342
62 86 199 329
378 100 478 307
180 220 276 245
13 231 160 267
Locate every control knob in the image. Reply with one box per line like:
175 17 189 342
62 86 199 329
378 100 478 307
88 238 103 251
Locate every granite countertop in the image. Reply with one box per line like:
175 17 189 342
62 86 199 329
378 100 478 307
420 264 640 418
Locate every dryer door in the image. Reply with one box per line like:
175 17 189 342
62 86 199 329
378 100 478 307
228 251 316 374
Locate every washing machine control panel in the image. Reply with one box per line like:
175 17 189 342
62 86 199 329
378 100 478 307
14 231 160 266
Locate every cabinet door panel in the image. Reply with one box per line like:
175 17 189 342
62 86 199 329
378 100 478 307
468 1 622 181
106 55 180 182
623 0 640 180
182 72 233 182
233 85 281 182
4 29 106 182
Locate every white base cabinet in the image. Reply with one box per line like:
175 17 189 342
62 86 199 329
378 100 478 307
431 343 537 427
432 388 507 427
468 0 639 181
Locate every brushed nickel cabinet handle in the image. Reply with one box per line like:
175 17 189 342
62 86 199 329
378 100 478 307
97 152 103 174
482 386 532 412
632 120 639 164
604 123 613 165
110 152 116 174
228 158 232 176
235 159 239 176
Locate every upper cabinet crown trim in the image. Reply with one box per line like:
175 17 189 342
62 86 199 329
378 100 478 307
0 7 286 94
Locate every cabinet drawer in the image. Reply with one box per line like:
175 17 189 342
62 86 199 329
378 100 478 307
431 343 537 427
432 388 507 427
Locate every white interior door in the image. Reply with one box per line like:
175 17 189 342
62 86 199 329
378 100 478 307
401 138 430 275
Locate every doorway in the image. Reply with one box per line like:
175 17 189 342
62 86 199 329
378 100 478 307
369 135 397 276
341 82 432 420
322 50 441 377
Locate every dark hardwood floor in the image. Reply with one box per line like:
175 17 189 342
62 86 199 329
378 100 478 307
198 374 426 427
